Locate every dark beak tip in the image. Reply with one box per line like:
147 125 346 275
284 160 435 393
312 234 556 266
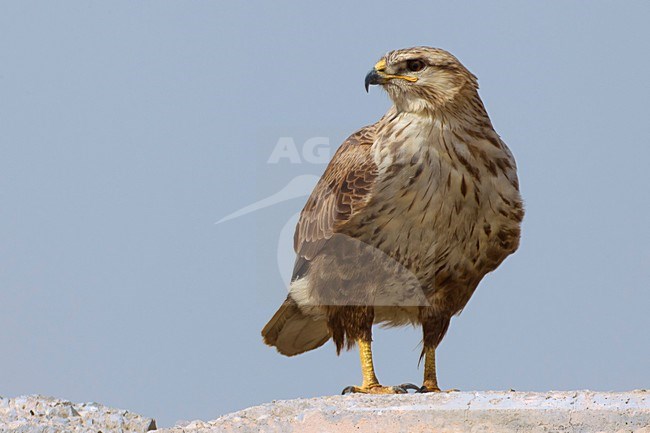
364 69 379 93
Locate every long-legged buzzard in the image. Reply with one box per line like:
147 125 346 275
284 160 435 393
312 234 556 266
262 47 524 394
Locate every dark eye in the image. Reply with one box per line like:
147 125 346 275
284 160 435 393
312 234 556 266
406 59 425 72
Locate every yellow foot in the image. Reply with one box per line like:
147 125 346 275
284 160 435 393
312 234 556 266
341 384 414 395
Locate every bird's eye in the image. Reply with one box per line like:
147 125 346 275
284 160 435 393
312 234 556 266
406 59 425 72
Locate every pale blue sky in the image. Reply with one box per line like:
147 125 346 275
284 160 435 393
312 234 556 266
1 1 649 428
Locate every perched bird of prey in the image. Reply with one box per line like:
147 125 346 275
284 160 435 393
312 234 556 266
262 47 523 394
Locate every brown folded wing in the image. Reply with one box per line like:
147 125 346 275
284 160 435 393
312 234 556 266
292 125 378 281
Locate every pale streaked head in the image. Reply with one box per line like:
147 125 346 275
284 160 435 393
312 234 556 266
365 46 478 114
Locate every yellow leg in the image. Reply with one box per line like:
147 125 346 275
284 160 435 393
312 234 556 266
358 338 380 389
420 346 458 393
422 346 441 391
341 338 409 394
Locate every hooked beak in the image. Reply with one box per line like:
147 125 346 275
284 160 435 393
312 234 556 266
364 69 383 92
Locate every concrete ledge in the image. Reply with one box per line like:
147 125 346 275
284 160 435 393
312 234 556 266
162 391 650 433
0 395 156 433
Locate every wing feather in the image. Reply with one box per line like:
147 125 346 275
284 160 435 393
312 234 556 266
291 125 378 280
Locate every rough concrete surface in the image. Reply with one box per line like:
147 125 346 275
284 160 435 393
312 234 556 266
2 391 649 433
0 395 156 433
162 391 650 433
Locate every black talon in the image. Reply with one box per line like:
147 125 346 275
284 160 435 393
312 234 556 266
341 386 356 395
416 386 429 393
399 383 421 393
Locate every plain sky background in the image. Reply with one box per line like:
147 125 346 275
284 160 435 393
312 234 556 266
1 0 649 428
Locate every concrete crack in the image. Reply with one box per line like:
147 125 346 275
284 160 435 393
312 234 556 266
464 392 478 426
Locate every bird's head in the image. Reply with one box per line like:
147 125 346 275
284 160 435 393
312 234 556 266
365 47 478 114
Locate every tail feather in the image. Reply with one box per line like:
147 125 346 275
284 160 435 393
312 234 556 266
261 297 330 356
